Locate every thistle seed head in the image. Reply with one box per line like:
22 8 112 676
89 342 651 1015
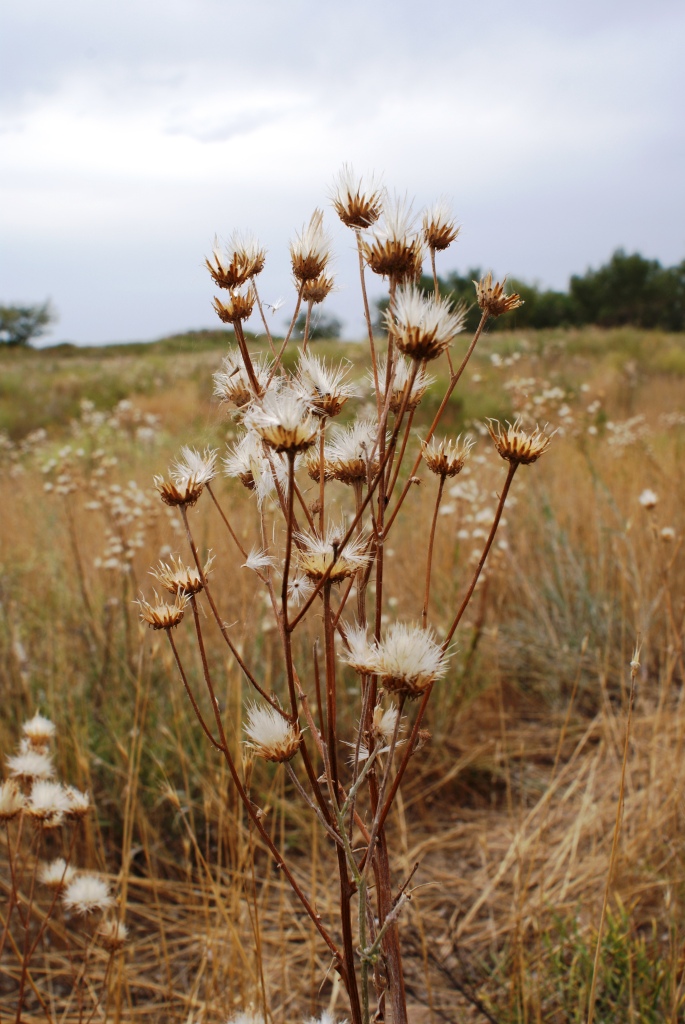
205 233 265 290
150 554 213 596
639 488 658 510
213 285 256 324
302 273 335 305
223 431 288 504
487 418 553 465
290 209 332 283
137 590 188 630
295 352 358 418
296 523 370 584
27 781 71 827
373 623 448 698
244 704 301 763
153 474 204 507
325 418 380 485
391 285 467 361
244 390 318 453
475 272 523 318
361 196 423 280
98 917 129 952
171 447 218 487
7 749 55 782
64 786 91 820
422 199 460 251
0 780 25 821
422 435 474 477
330 164 384 229
213 352 274 408
39 857 76 891
62 874 114 916
22 713 56 748
371 356 434 413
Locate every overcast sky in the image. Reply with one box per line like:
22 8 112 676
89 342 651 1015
1 0 684 345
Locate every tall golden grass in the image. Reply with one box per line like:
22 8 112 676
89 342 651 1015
1 318 684 1022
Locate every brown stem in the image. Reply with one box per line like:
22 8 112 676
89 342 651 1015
355 228 381 417
383 310 490 536
422 475 446 629
267 280 305 387
252 279 277 356
302 298 313 353
234 319 261 397
168 616 222 749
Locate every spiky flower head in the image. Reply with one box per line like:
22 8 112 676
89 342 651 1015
290 209 332 283
245 390 318 453
372 703 403 747
287 572 315 607
172 447 218 487
22 713 56 748
304 1011 349 1024
295 352 358 418
302 273 335 305
205 233 265 290
150 554 213 596
213 351 274 408
422 435 474 477
39 858 77 891
153 474 204 507
62 874 114 915
390 285 467 361
325 418 380 485
361 196 423 280
475 272 523 318
0 780 25 821
27 781 71 827
98 917 129 952
213 285 256 324
371 356 434 414
137 590 187 630
373 623 448 698
296 523 370 584
242 547 276 573
64 786 91 820
223 430 288 504
244 704 301 763
6 749 54 782
330 164 384 229
423 199 460 251
487 418 553 465
343 623 448 697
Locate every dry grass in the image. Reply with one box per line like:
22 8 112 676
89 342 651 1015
1 326 684 1022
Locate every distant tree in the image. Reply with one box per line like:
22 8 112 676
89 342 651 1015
294 311 342 341
570 250 685 331
0 302 55 346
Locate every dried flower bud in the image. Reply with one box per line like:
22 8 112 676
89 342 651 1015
27 781 71 827
423 200 460 251
372 356 434 414
362 196 423 280
302 274 335 305
390 285 467 362
290 210 332 283
64 786 91 820
39 857 76 891
343 623 448 698
487 418 553 465
214 352 273 408
98 917 128 952
244 704 301 763
422 435 474 477
638 488 658 510
137 590 188 630
296 524 370 584
330 164 384 229
295 352 358 418
474 272 523 317
7 749 54 782
22 713 56 748
151 554 213 596
245 391 318 453
213 286 256 324
205 234 265 290
62 874 114 916
153 475 204 507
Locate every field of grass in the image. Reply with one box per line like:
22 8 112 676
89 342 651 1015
1 324 685 1022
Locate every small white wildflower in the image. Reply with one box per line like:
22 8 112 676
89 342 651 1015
7 749 54 782
244 704 301 763
62 874 114 915
287 573 315 607
638 488 658 510
22 713 56 748
39 857 76 891
27 781 71 826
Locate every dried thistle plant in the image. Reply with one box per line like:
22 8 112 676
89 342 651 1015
139 164 552 1024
